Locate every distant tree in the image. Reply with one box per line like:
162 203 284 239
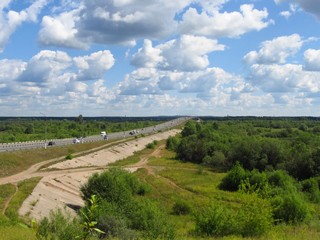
24 125 34 134
76 114 84 124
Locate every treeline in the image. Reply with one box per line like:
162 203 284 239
0 116 164 143
167 119 320 180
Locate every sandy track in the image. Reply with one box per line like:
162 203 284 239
14 129 179 221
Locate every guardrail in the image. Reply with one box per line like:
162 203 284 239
0 117 191 152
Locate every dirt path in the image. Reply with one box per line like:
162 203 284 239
2 183 18 215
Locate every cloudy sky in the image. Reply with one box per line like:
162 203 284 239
0 0 320 116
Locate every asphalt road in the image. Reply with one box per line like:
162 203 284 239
0 117 190 152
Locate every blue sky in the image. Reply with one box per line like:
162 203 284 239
0 0 320 117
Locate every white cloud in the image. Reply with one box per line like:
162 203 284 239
73 50 115 81
39 0 192 47
179 4 271 38
244 34 303 65
38 8 88 49
280 11 291 19
304 49 320 71
158 35 225 71
131 39 163 68
0 0 48 52
132 36 224 72
247 63 320 93
17 50 72 85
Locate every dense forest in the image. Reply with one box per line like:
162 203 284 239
0 115 173 143
167 118 320 180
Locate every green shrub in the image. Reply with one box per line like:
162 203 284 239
219 162 248 191
235 195 273 237
301 178 320 203
166 136 180 151
172 200 191 215
36 209 81 240
65 153 73 160
194 204 233 237
203 151 226 168
146 142 155 149
271 193 309 224
128 198 176 239
194 196 273 237
81 168 145 205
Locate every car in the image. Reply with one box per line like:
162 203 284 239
73 138 80 144
47 141 55 146
129 130 138 135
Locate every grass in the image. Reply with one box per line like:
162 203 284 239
0 225 36 240
0 184 16 214
130 147 320 240
0 178 41 240
5 177 41 223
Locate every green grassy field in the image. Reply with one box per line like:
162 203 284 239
132 146 320 240
0 178 41 240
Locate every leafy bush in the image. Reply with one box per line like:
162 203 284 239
235 195 273 237
128 198 176 239
81 168 147 205
65 153 73 160
194 204 233 237
301 178 320 203
219 162 248 191
166 136 180 151
271 193 309 224
172 200 191 215
36 209 81 240
146 142 155 149
194 196 273 237
203 151 226 168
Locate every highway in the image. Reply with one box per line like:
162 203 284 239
0 117 190 152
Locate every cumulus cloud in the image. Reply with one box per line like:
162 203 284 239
73 50 115 81
0 49 116 109
247 63 320 93
0 0 48 52
243 34 303 65
17 50 72 85
131 39 163 68
158 35 225 71
39 0 192 47
304 49 320 71
131 35 224 72
38 8 88 49
178 4 271 38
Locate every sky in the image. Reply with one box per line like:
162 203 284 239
0 0 320 117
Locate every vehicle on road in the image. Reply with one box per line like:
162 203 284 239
47 141 55 146
129 130 138 135
73 138 80 144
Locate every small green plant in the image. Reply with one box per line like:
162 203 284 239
78 195 105 239
65 153 73 160
146 142 155 149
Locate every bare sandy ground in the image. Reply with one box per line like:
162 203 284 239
17 129 179 221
